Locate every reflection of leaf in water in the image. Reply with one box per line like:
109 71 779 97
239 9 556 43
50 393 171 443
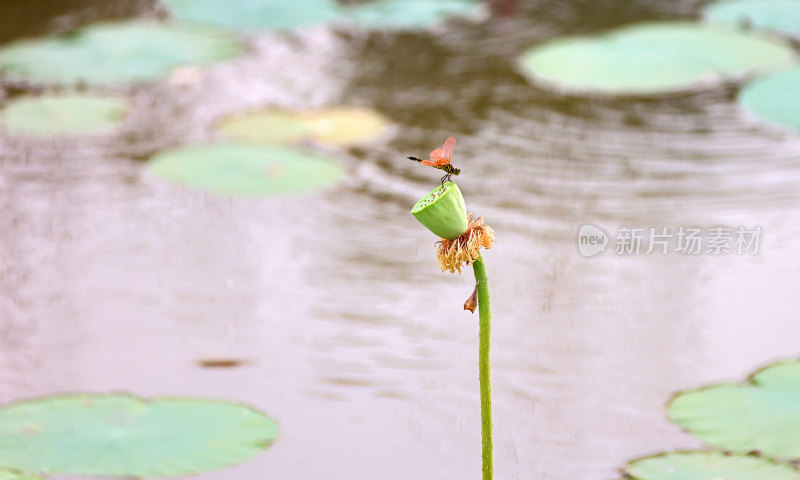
162 0 341 32
217 106 390 148
0 21 242 87
0 393 278 477
623 451 800 480
150 144 345 196
517 22 797 96
669 359 800 460
0 94 129 137
740 67 800 132
704 0 800 41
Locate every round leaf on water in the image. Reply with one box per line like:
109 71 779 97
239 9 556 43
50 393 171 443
0 470 42 480
0 94 128 137
217 107 390 147
704 0 800 41
150 144 345 195
217 111 312 145
340 0 483 29
302 107 390 145
0 393 278 477
162 0 341 31
668 359 800 459
517 22 797 96
624 451 800 480
0 22 242 86
739 67 800 132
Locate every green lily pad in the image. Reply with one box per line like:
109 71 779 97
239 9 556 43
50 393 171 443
668 359 800 459
0 393 278 476
0 470 42 480
161 0 341 31
0 94 128 136
340 0 483 29
517 22 797 96
704 0 800 41
0 22 242 86
624 451 800 480
739 67 800 131
150 144 345 195
217 107 390 147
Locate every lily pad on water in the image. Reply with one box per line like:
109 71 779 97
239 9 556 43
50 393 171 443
668 359 800 460
161 0 341 31
739 67 800 132
217 107 390 147
0 393 278 476
150 144 345 195
704 0 800 41
0 94 128 137
517 22 797 96
0 470 42 480
340 0 483 29
0 22 242 86
624 451 800 480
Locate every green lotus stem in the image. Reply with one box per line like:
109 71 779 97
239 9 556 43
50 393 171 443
411 182 495 480
473 253 493 480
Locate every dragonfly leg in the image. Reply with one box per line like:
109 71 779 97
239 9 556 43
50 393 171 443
440 173 451 188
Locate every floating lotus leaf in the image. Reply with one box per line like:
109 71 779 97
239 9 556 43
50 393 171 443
217 107 390 147
668 359 800 459
0 470 42 480
624 451 800 480
161 0 341 31
0 22 242 86
704 0 800 40
150 144 345 195
739 67 800 131
217 111 312 145
0 393 278 476
517 22 797 95
0 94 128 136
340 0 483 29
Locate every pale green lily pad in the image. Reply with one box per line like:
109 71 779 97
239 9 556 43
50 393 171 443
624 451 800 480
668 359 800 459
704 0 800 41
517 22 797 96
0 470 42 480
0 393 278 476
150 144 345 195
0 94 128 136
162 0 341 31
739 67 800 131
217 107 390 147
0 22 242 86
340 0 483 29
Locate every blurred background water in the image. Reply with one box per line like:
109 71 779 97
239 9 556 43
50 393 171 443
1 1 800 479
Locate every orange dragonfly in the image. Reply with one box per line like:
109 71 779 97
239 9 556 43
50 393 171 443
407 136 461 186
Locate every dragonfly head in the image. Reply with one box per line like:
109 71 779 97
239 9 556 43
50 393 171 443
452 166 460 175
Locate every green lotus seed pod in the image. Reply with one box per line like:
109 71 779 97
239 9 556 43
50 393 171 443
411 182 469 240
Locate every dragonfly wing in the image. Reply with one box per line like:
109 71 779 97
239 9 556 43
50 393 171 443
442 136 456 162
429 147 449 166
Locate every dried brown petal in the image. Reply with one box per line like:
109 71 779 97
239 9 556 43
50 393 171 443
464 284 478 313
435 213 496 274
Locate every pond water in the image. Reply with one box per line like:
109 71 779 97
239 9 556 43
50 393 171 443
2 1 800 479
